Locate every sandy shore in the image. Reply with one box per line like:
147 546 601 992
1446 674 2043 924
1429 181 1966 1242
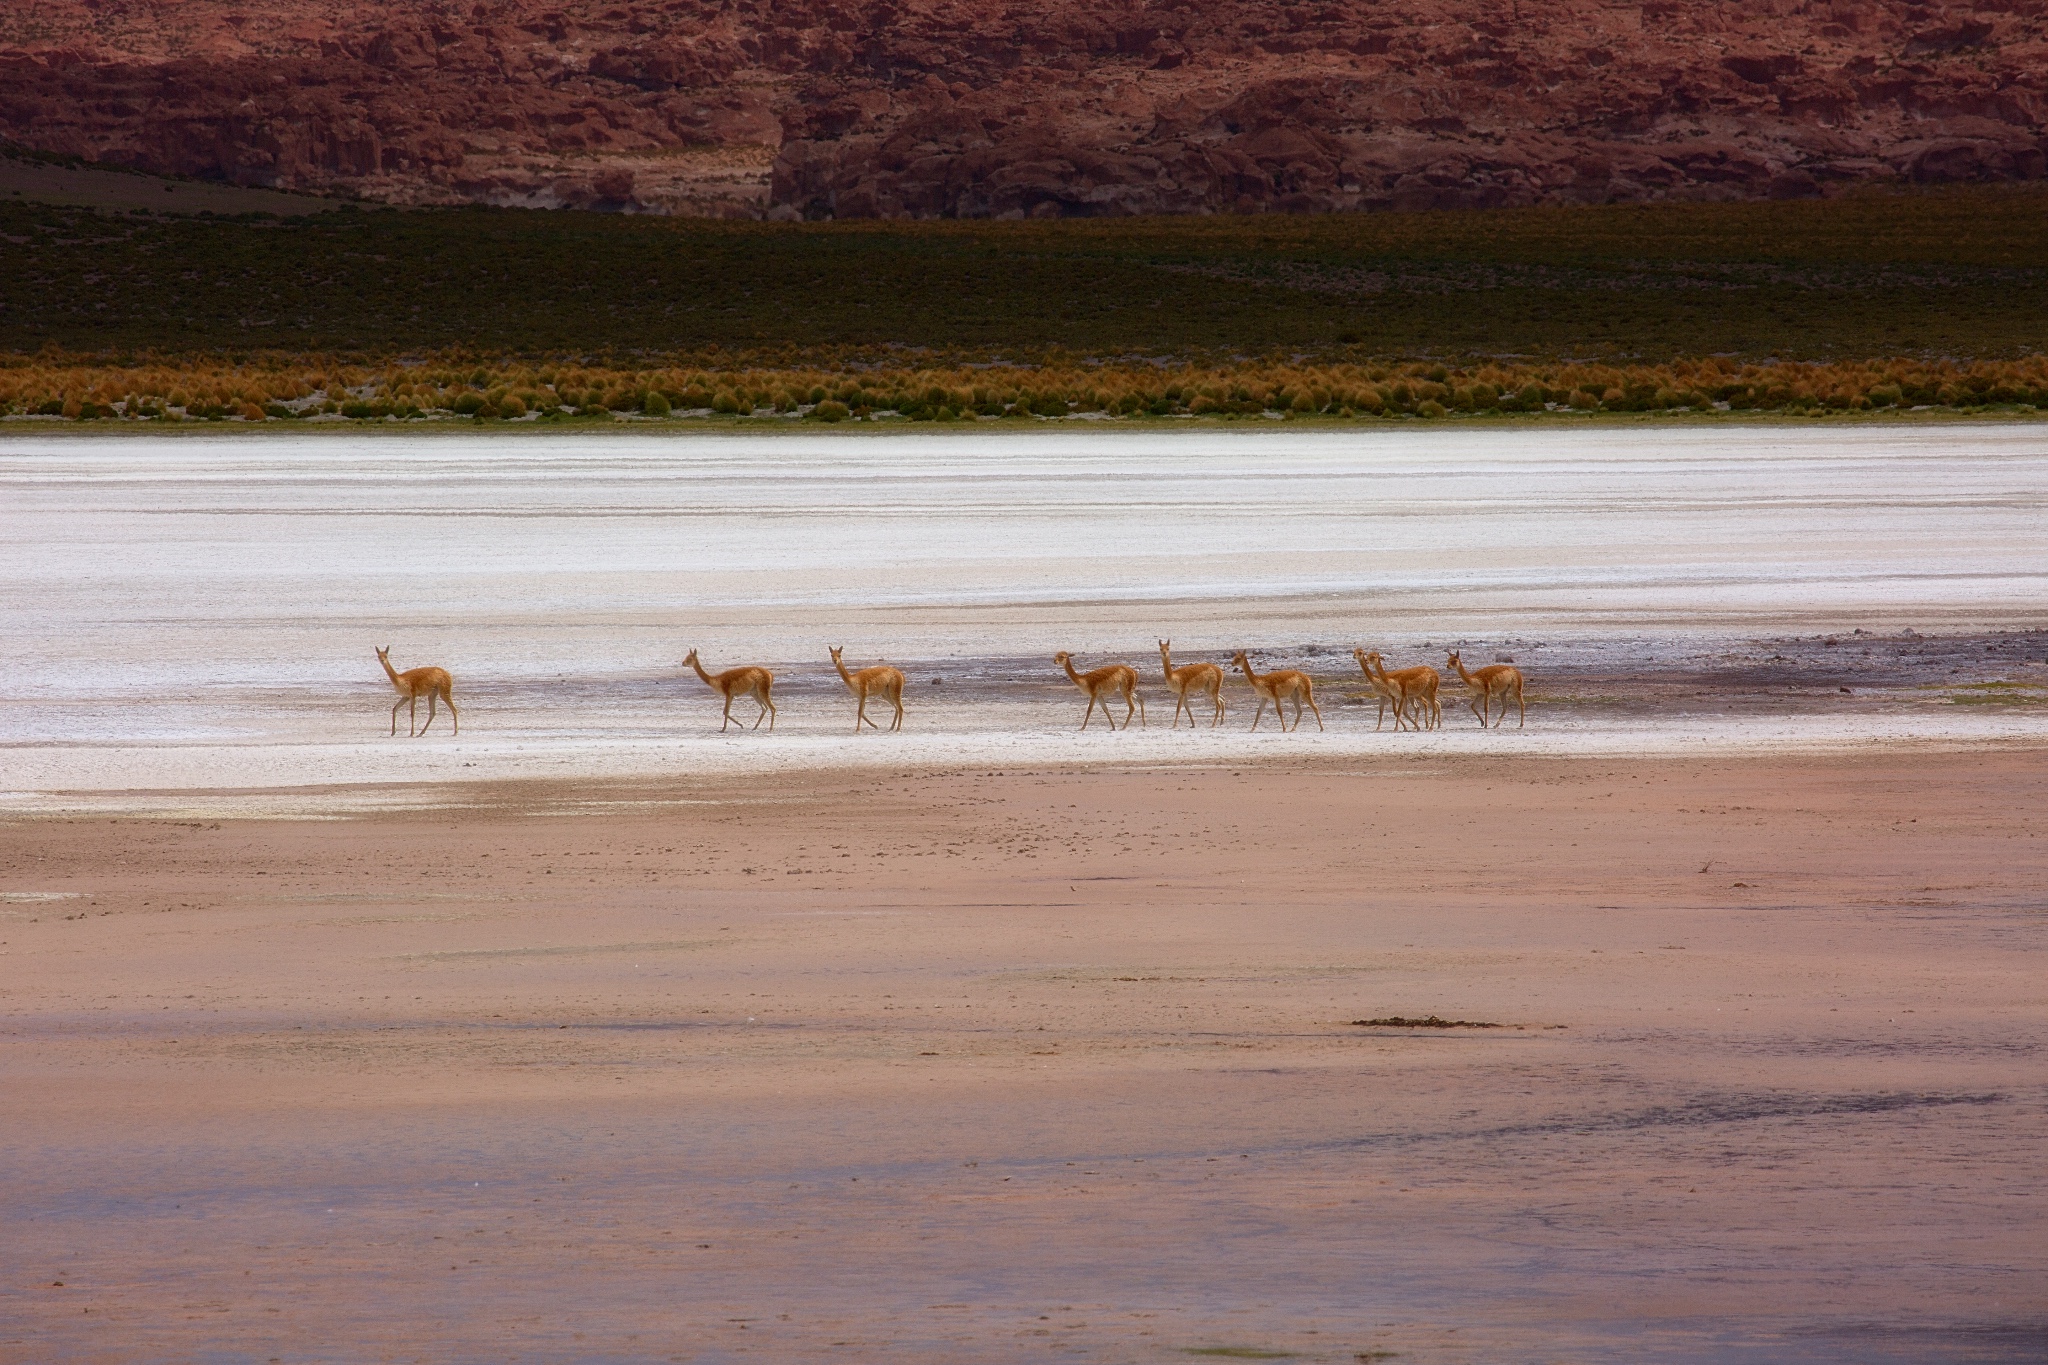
5 748 2045 1362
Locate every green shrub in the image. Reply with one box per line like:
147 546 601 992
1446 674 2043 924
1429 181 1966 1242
452 391 485 415
643 391 672 417
810 400 851 422
1417 400 1447 418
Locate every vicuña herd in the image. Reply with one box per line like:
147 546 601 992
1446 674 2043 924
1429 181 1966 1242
373 644 1527 736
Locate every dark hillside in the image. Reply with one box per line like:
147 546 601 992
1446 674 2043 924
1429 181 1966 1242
4 186 2046 360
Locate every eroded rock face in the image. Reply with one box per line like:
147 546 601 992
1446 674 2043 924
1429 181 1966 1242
3 0 2043 216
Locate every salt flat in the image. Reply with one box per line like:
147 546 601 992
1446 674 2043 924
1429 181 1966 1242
2 423 2045 806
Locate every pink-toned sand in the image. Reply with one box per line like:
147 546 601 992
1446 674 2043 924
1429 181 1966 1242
4 751 2045 1362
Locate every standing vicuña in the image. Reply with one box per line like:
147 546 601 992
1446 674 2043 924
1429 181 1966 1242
1353 648 1411 731
683 649 776 732
1446 650 1525 728
1355 649 1441 731
1158 639 1224 729
376 646 458 737
1232 651 1322 732
1054 651 1146 731
829 646 905 733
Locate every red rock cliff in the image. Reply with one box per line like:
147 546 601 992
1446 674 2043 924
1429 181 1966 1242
3 0 2043 216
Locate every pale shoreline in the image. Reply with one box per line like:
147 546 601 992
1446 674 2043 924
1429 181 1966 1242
10 624 2047 814
7 710 2048 818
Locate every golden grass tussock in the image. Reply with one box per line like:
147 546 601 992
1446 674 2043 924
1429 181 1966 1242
3 352 2047 424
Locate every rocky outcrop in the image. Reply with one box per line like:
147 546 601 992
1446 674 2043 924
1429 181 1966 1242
3 0 2043 217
